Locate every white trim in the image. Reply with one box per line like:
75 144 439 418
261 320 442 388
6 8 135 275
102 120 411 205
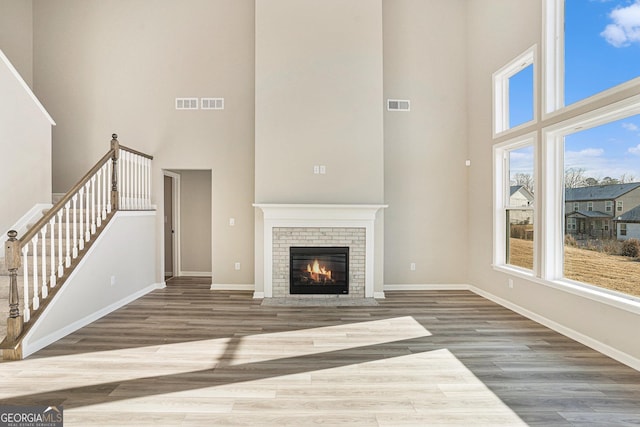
373 291 385 299
0 49 56 125
180 271 212 277
163 171 181 279
22 282 163 358
384 284 471 291
469 285 640 372
493 45 537 136
210 283 255 291
3 203 52 238
253 291 265 299
254 204 387 298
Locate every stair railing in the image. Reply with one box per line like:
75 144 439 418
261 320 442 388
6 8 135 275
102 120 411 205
2 134 153 357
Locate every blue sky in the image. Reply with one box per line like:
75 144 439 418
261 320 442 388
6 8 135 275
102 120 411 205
511 0 640 183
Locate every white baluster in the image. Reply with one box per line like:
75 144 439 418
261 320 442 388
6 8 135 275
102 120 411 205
65 201 71 267
49 217 56 287
85 182 91 241
106 159 112 214
102 163 108 218
72 194 78 258
22 245 30 322
146 157 152 208
135 155 141 209
96 170 102 228
122 151 128 209
78 188 85 250
41 227 48 299
32 235 39 310
91 176 97 234
57 210 64 277
120 151 125 209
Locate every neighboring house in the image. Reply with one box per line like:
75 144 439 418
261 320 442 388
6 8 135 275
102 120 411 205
509 185 534 226
565 183 640 239
617 204 640 240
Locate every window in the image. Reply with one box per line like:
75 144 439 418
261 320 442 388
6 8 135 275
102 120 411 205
545 0 640 113
494 47 536 134
494 0 640 302
494 136 535 272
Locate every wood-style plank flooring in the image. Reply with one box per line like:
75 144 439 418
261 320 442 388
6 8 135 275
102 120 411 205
1 277 640 426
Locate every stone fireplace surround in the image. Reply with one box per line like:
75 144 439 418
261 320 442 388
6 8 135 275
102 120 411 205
254 204 387 299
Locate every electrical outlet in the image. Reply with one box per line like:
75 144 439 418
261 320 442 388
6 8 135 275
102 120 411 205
410 263 416 271
319 165 326 174
111 276 116 286
508 278 514 289
235 262 241 270
313 165 320 174
229 218 235 226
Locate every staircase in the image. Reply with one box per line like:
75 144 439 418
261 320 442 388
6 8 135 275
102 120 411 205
0 134 153 360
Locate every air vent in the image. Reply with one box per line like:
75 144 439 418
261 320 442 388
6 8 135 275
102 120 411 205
201 98 224 110
175 98 199 110
387 99 410 111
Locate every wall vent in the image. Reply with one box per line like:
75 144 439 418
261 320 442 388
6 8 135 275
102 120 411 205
175 98 199 110
201 98 224 110
387 99 410 111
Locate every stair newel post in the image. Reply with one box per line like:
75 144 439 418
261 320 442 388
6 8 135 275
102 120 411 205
5 230 23 341
111 134 120 212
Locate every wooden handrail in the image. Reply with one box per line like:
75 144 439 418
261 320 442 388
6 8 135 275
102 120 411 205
19 149 115 245
121 144 153 160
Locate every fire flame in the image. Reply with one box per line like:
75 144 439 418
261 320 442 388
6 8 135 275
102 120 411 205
307 259 332 280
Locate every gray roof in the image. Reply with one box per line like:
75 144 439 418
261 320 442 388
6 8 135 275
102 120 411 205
564 182 640 202
618 205 640 222
567 210 611 219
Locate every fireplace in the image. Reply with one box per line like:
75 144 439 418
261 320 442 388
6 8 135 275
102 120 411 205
290 247 349 295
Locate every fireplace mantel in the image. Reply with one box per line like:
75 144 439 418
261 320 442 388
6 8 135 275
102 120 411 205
254 204 387 298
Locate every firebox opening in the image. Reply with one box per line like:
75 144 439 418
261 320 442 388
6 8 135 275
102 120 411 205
290 246 349 295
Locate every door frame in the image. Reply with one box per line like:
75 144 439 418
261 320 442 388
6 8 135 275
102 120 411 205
163 170 181 278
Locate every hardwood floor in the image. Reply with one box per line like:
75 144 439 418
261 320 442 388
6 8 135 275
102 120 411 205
1 277 640 426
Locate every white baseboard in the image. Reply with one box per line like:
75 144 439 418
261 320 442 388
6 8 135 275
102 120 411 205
22 282 163 358
3 203 52 238
469 285 640 372
180 271 212 277
253 292 265 299
210 284 255 291
384 284 471 291
374 291 386 299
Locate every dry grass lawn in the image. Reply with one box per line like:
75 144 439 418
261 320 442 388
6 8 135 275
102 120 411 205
509 238 640 298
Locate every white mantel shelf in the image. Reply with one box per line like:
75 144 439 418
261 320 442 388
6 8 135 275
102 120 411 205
254 204 387 298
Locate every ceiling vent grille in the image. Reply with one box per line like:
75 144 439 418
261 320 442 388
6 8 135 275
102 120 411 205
387 99 410 111
201 98 224 110
175 98 199 110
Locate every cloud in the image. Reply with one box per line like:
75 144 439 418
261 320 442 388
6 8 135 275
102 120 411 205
601 1 640 47
622 122 639 132
569 148 605 157
629 144 640 155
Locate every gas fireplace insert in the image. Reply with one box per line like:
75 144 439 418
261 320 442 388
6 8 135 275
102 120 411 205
289 246 349 294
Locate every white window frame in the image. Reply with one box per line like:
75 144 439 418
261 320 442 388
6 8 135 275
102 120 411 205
543 0 640 118
587 202 593 212
605 201 613 212
620 223 628 236
573 202 579 212
493 46 537 136
617 201 623 212
493 132 537 274
541 94 640 282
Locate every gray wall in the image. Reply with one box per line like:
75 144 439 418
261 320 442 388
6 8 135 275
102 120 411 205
179 170 212 275
0 0 33 86
382 0 468 284
32 0 255 285
255 0 384 204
